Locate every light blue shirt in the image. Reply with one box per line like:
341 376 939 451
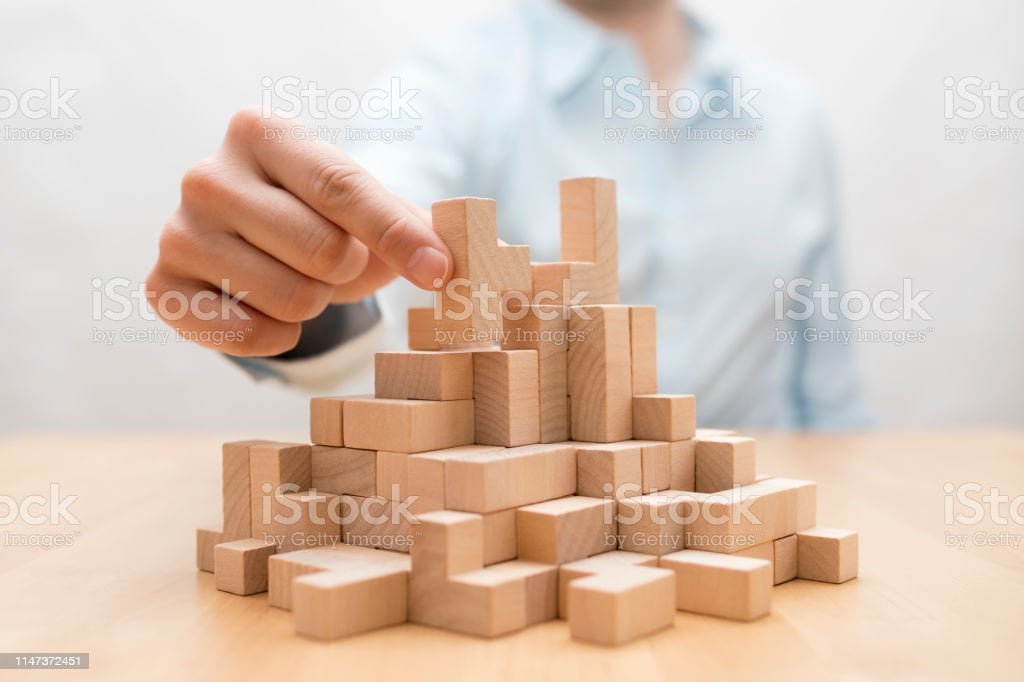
253 0 869 430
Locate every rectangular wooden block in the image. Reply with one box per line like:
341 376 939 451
375 351 473 401
343 398 475 453
473 350 540 447
406 445 504 514
273 491 340 552
450 560 559 634
410 510 484 581
376 449 410 501
557 550 659 618
309 397 346 447
797 528 858 583
629 306 658 395
444 443 577 513
249 442 312 544
268 545 409 610
293 563 408 640
632 440 670 493
222 440 266 541
632 394 696 442
516 496 616 564
659 549 772 621
196 527 223 573
214 538 277 596
774 534 798 585
695 436 757 493
483 509 518 565
567 305 632 442
408 307 440 350
311 445 376 497
340 495 417 553
617 491 697 557
501 304 570 443
668 439 696 491
568 566 675 644
576 442 643 499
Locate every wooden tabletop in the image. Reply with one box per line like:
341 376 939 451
0 431 1021 680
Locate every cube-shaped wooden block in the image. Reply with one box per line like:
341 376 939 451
516 496 617 564
375 351 473 401
659 549 772 621
568 566 676 644
797 528 858 583
576 442 642 500
214 538 277 596
473 350 540 447
695 436 756 493
632 394 696 442
293 563 408 639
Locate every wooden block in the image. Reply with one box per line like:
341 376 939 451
659 550 772 621
773 534 798 585
406 445 504 514
340 495 417 553
342 398 474 453
222 440 266 541
695 428 737 438
797 528 858 583
376 449 410 501
568 305 632 442
483 561 558 626
500 304 569 443
409 510 484 580
444 443 576 513
311 445 376 497
668 439 696 491
633 440 670 493
695 436 756 493
473 350 540 446
293 563 408 640
483 509 517 565
408 307 440 350
516 496 616 564
249 443 312 545
309 397 345 447
557 177 619 305
214 538 277 596
632 394 696 442
196 527 223 573
557 550 659 618
754 477 818 537
568 566 675 644
617 491 697 557
375 351 473 400
272 491 340 552
628 306 657 395
432 197 532 346
268 545 409 610
576 442 642 500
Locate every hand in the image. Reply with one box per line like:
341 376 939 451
146 108 451 356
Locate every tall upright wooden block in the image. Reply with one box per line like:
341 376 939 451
473 349 540 447
568 305 632 442
248 442 312 545
516 496 616 564
629 306 658 395
444 443 577 513
432 197 532 347
576 442 643 500
568 566 675 644
375 351 473 401
659 550 772 621
222 440 266 541
343 398 475 453
501 304 570 443
797 528 858 583
695 436 757 493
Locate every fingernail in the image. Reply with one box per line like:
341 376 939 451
406 246 449 290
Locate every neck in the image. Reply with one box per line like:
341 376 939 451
561 0 690 86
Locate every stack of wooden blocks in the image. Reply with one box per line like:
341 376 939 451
196 178 859 645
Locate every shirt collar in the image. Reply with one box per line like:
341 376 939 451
525 0 736 102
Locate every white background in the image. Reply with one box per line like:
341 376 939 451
1 0 1021 437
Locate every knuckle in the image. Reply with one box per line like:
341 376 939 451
180 158 226 206
277 275 332 322
300 227 351 282
157 221 202 266
374 213 413 257
226 107 266 144
311 162 370 213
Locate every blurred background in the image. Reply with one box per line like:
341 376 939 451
1 0 1022 437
